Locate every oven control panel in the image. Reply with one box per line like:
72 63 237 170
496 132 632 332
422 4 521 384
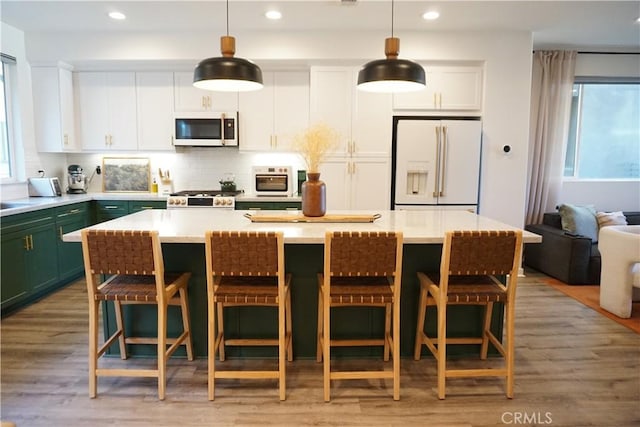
166 196 235 209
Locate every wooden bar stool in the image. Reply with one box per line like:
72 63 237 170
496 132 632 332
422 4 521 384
81 229 193 400
414 230 523 399
317 231 403 401
204 231 292 401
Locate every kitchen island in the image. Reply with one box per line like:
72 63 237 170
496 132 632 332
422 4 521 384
64 209 541 359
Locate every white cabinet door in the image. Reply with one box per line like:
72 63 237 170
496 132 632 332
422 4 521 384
174 71 238 112
393 65 483 111
318 160 350 210
106 72 137 150
75 72 137 150
311 66 391 157
438 67 483 110
273 71 309 151
32 66 78 152
351 158 390 210
136 72 175 151
310 67 352 155
352 89 392 157
75 72 109 150
318 158 390 210
238 72 274 151
239 70 309 152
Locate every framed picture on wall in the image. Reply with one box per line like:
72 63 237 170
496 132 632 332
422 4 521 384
102 157 151 192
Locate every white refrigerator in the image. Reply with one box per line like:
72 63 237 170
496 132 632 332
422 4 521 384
392 117 482 211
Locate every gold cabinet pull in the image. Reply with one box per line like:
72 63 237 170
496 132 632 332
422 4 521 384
23 235 29 250
433 126 441 197
440 126 447 197
59 226 64 240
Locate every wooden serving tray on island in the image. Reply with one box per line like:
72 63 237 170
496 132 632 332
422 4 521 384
244 213 381 223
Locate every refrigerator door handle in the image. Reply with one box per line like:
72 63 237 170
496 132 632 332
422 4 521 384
440 125 447 197
433 126 441 198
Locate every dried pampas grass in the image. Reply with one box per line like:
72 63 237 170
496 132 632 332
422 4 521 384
293 123 339 173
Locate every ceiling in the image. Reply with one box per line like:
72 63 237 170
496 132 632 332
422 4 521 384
1 0 639 52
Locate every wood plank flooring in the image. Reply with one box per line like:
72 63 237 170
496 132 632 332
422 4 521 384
1 269 639 426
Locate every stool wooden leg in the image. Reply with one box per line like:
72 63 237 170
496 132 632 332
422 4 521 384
414 286 428 360
323 289 331 402
393 300 400 401
158 302 167 401
286 288 293 362
480 302 493 360
437 302 447 400
217 302 226 362
279 291 286 401
316 286 323 363
506 300 515 399
208 292 216 401
89 300 99 398
179 287 194 361
114 300 127 360
384 303 391 362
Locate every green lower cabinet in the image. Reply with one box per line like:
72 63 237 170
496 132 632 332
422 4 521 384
56 203 91 282
94 200 128 223
235 201 301 211
1 210 59 313
95 199 166 223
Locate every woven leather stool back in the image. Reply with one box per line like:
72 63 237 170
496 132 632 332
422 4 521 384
329 231 398 277
208 231 279 276
85 229 156 275
447 230 518 276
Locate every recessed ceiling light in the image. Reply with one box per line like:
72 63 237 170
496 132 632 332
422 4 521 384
265 10 282 20
422 11 440 21
108 11 126 20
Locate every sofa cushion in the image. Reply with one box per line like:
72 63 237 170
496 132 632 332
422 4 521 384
596 211 628 228
558 203 599 242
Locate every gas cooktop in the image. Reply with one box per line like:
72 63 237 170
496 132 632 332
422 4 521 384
170 190 244 197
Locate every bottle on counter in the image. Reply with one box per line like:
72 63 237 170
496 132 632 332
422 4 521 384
151 178 158 193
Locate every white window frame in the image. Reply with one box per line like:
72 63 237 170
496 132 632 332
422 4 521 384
564 77 640 182
1 53 18 183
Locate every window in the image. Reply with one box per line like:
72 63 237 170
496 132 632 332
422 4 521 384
565 81 640 179
1 53 17 180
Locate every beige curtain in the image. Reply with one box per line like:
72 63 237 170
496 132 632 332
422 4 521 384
526 50 577 225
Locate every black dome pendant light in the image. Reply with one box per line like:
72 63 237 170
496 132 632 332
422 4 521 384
357 0 425 93
193 0 263 92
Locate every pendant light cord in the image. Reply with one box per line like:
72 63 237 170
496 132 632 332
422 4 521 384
226 0 229 36
391 0 394 38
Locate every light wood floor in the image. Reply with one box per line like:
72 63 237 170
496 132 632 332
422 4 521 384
1 270 639 427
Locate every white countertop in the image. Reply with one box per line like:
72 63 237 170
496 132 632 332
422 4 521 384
62 209 542 244
0 192 167 217
0 192 302 217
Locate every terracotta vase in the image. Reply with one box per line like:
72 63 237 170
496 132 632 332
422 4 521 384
301 172 326 217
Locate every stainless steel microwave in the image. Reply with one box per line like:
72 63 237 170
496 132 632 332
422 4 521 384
252 166 293 196
173 112 238 147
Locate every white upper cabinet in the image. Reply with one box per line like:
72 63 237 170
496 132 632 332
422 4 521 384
32 65 78 152
239 70 309 152
74 72 137 150
136 72 175 151
310 66 392 157
173 71 238 112
393 65 483 112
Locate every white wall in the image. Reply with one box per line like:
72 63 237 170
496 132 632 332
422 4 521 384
560 53 640 212
12 28 534 227
0 22 67 200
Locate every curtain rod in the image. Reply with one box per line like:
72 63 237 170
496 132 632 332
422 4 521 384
533 50 639 55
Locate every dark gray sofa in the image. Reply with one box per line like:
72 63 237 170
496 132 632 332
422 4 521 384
524 211 640 285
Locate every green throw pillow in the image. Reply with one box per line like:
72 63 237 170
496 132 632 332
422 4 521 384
557 204 599 242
